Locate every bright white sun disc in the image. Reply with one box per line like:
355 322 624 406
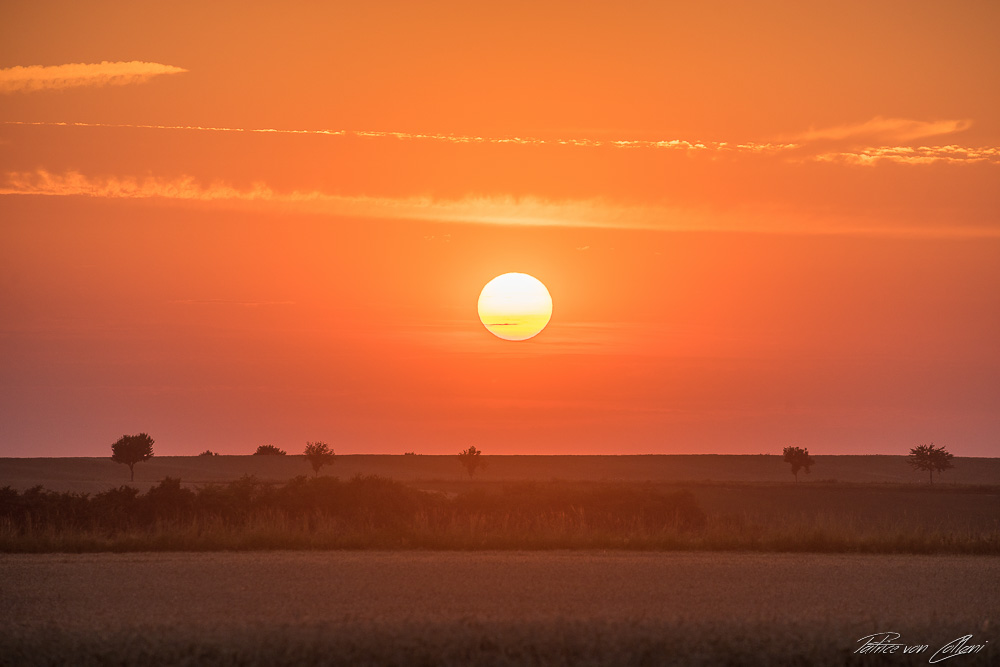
478 273 552 341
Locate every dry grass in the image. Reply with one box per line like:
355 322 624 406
1 551 997 666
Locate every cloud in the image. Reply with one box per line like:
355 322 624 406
775 117 996 165
0 61 187 93
813 144 1000 166
3 169 999 238
0 120 790 154
792 117 972 144
5 120 995 168
0 170 273 199
0 170 679 229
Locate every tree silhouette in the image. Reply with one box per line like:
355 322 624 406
458 445 483 478
111 433 155 482
253 444 287 456
907 443 954 484
782 446 814 482
304 441 334 476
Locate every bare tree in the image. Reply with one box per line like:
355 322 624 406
782 446 814 482
304 441 334 476
906 443 954 484
111 433 155 482
458 445 483 478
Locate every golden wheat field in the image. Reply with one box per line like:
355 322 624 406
1 551 996 666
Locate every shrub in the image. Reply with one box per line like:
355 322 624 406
458 446 483 478
907 443 955 483
111 433 154 482
782 446 814 482
91 486 141 531
304 442 334 476
253 445 287 456
141 477 195 522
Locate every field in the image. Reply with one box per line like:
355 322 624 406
2 551 996 666
2 455 998 554
2 457 997 664
4 454 1000 493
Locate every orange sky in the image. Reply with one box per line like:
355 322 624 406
2 1 998 456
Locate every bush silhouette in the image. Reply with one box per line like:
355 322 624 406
111 433 154 482
1 477 737 547
458 445 483 478
304 441 334 476
141 477 195 522
92 486 141 531
782 446 814 482
253 444 287 456
907 443 954 484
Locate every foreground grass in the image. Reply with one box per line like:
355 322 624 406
9 620 997 667
2 476 997 554
3 551 997 666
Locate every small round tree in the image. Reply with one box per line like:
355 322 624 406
304 441 334 476
111 433 155 482
253 444 287 456
782 446 814 482
907 443 954 484
458 445 483 478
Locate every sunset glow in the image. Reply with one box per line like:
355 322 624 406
3 5 997 666
0 1 998 458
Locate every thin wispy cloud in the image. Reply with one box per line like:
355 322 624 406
0 170 272 200
3 169 998 238
778 117 995 165
4 120 995 166
791 116 973 144
0 61 187 93
0 120 792 153
0 170 661 228
814 144 1000 166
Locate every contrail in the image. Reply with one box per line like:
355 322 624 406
0 120 790 153
2 120 997 165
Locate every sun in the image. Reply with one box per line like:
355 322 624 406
478 273 552 341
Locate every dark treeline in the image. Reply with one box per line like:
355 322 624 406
6 477 996 554
0 476 705 537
